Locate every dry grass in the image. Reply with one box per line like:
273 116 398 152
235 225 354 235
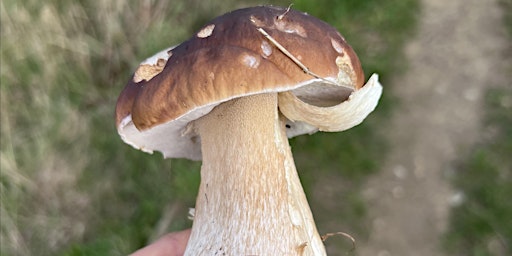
2 2 88 254
1 0 417 255
2 1 193 254
1 1 288 254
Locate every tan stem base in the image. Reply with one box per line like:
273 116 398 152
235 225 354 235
184 93 325 255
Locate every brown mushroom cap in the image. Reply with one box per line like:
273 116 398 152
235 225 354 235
115 6 366 160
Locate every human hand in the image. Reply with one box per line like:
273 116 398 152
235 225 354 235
129 229 191 256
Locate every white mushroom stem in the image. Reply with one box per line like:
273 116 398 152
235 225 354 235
185 93 326 255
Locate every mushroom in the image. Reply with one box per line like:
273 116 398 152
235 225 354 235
115 6 382 255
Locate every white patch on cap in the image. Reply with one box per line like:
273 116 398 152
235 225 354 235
141 46 175 65
241 54 260 68
275 20 307 38
261 41 273 57
197 24 215 38
133 46 175 83
331 38 344 54
133 59 167 83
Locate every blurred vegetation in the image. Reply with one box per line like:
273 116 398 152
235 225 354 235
443 2 512 255
501 0 512 36
444 89 512 256
1 0 418 255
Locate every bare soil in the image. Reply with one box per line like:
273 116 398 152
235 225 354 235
358 0 510 255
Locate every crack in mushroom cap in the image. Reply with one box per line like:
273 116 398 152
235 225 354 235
115 6 375 160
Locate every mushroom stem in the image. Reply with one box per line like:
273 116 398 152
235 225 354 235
185 93 326 255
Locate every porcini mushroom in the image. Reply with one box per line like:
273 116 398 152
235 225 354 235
116 6 382 255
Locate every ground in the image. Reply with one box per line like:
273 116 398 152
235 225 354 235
358 0 510 255
1 1 509 255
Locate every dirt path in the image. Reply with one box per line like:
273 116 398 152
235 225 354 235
358 0 510 255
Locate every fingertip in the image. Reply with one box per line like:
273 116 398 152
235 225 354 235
130 229 191 256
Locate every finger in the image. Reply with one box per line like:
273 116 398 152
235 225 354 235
130 229 191 256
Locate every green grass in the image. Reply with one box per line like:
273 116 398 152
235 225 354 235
1 0 418 255
443 88 512 256
501 0 512 37
442 2 512 255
